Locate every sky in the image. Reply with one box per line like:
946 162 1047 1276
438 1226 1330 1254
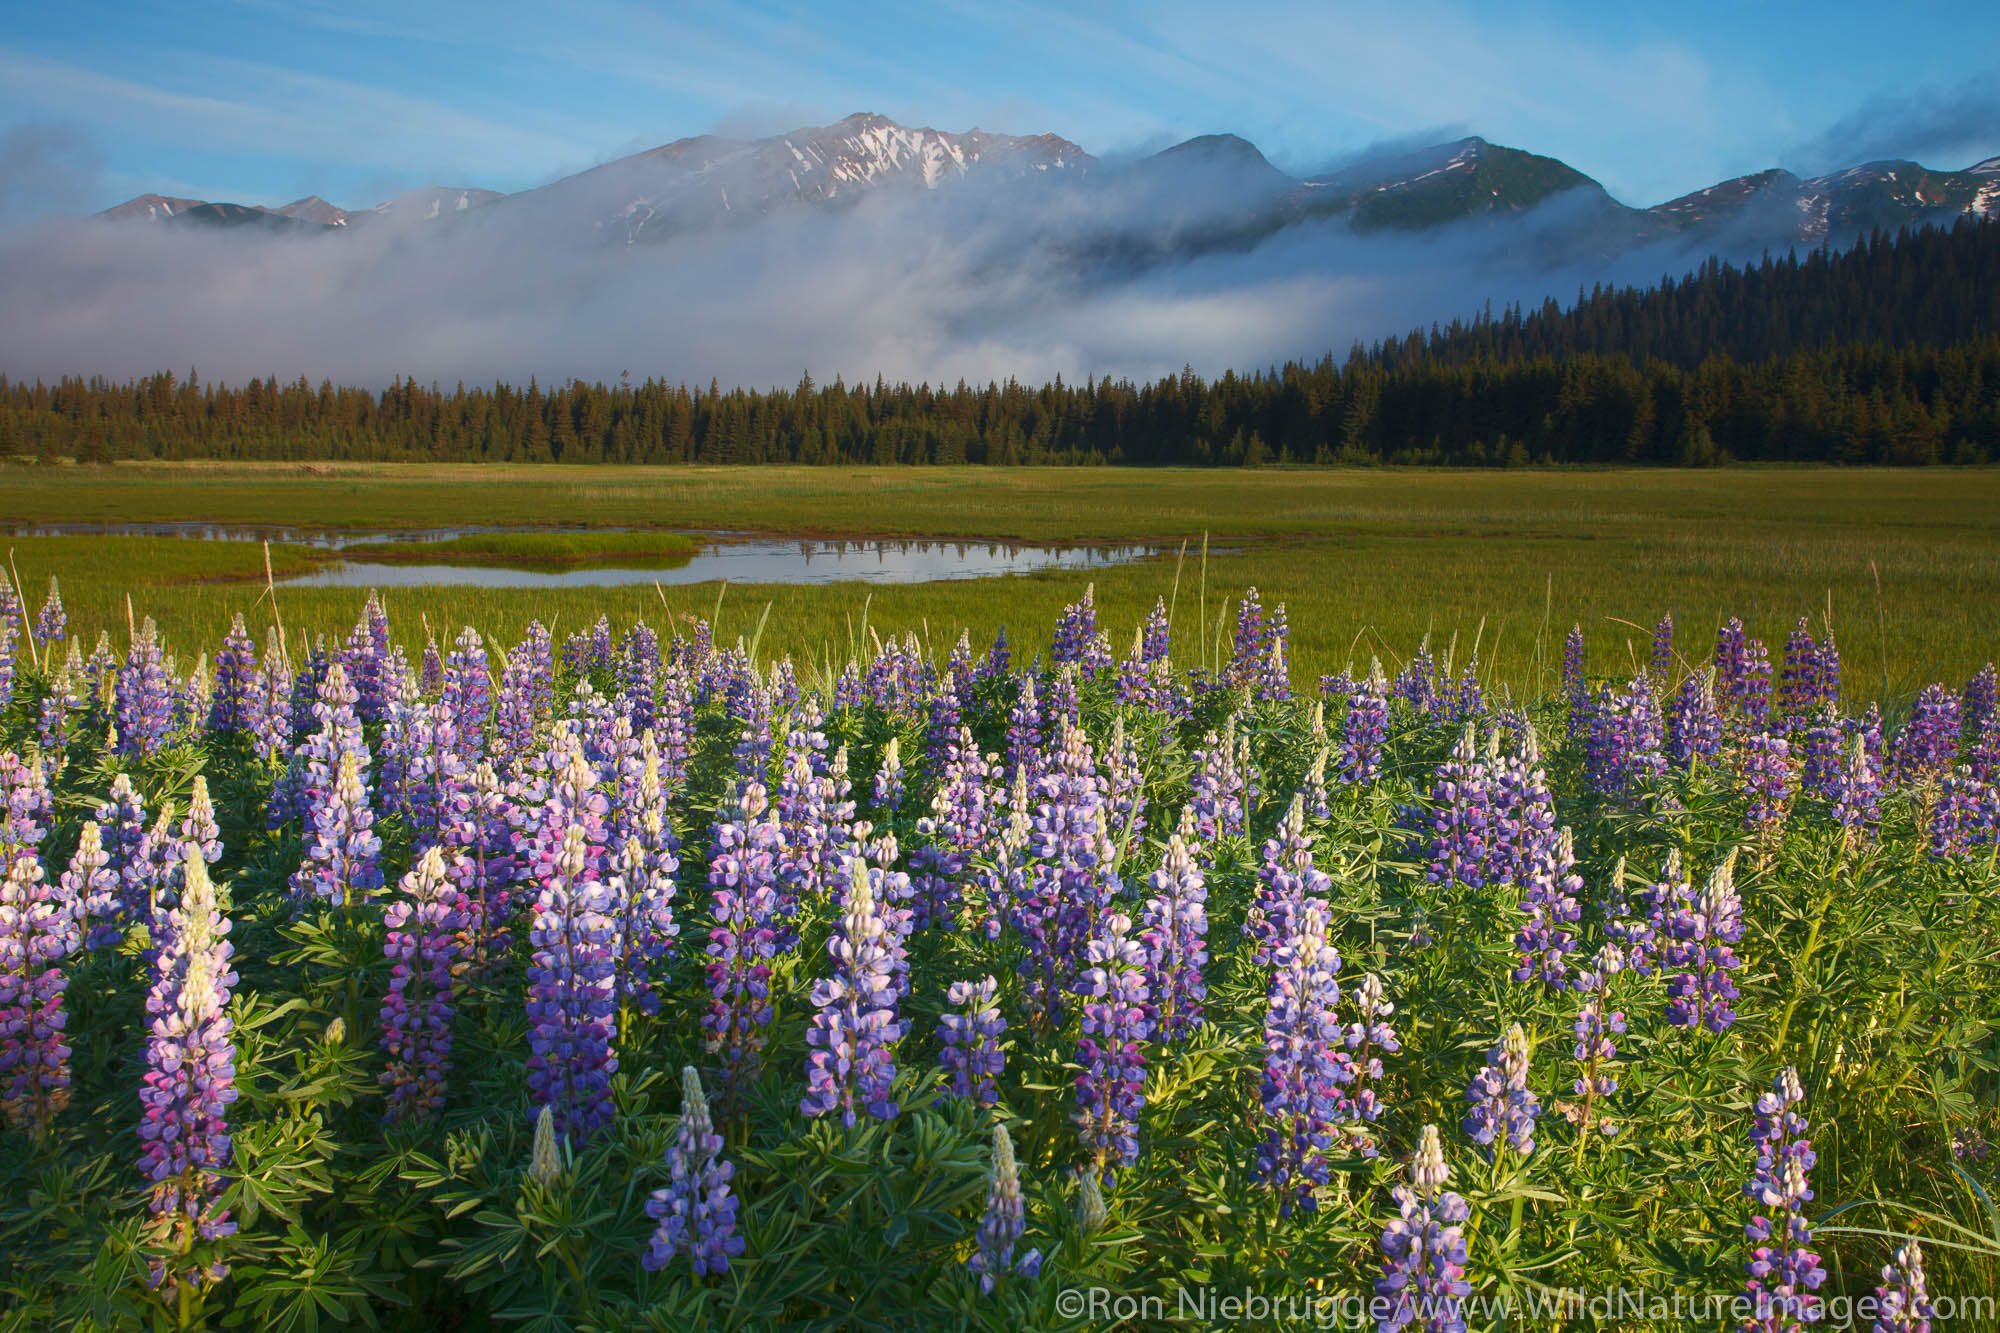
2 0 1997 219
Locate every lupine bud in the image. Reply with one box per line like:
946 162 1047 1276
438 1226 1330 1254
967 1124 1042 1292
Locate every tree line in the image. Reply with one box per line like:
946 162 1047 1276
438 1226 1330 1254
4 219 1996 468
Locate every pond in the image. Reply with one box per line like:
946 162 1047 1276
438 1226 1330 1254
7 524 1161 586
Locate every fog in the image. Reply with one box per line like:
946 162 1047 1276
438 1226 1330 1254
0 153 1752 392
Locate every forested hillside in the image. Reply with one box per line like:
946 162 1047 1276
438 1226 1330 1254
5 219 1996 468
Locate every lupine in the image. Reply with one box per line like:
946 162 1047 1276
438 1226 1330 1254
1258 906 1344 1215
1584 673 1667 801
1650 613 1674 682
1889 684 1960 786
34 576 65 644
1016 722 1119 1025
1341 663 1389 784
1776 618 1820 722
1245 795 1331 967
908 725 991 931
525 823 620 1142
1463 1024 1540 1160
0 613 14 710
1716 617 1774 728
1663 850 1744 1032
607 754 680 1017
1138 832 1209 1041
207 614 258 734
379 847 472 1123
801 853 902 1127
1375 1125 1472 1333
1487 725 1557 887
1666 669 1725 769
1834 734 1883 839
116 618 175 757
249 630 292 763
1 750 51 862
1513 827 1584 988
1424 724 1494 887
1742 732 1794 840
1072 912 1151 1181
62 822 122 958
1005 676 1043 783
1869 1241 1935 1333
967 1124 1041 1293
1102 715 1147 855
1927 768 1993 860
1965 662 1998 747
703 782 784 1097
136 850 238 1292
1569 993 1625 1141
1743 1068 1826 1332
1257 601 1292 701
290 749 384 908
1562 623 1587 734
939 976 1006 1106
871 736 906 813
38 644 84 761
643 1066 745 1278
1 848 82 1137
1339 974 1400 1155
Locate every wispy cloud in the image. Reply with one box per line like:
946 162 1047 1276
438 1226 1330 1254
1786 73 2000 175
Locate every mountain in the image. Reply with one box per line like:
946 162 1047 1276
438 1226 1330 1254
528 111 1091 243
91 112 2000 263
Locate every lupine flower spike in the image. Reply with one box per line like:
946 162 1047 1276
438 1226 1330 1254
643 1066 745 1278
967 1124 1042 1293
1375 1125 1472 1333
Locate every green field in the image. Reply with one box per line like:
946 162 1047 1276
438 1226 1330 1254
5 461 1998 703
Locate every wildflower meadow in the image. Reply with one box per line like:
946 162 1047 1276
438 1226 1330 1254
0 571 1996 1331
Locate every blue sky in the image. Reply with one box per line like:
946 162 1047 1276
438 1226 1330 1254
4 0 1997 215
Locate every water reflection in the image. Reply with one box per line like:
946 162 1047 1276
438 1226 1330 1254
278 539 1157 588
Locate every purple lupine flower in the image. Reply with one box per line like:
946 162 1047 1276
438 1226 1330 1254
1926 768 1993 860
924 676 964 768
379 847 471 1123
979 625 1012 683
0 614 14 711
1666 669 1724 770
1424 724 1494 887
37 646 84 763
1714 617 1773 729
1965 663 1998 748
1562 624 1587 736
1139 832 1209 1041
1 750 51 863
1375 1125 1472 1333
1338 974 1399 1156
116 618 175 757
1072 912 1151 1181
939 976 1005 1107
1889 685 1961 788
1463 1024 1539 1160
1141 596 1171 663
1051 584 1112 680
1488 726 1557 888
1102 715 1147 856
419 638 443 699
871 737 906 814
91 774 148 945
62 822 122 958
1258 906 1344 1215
1743 1068 1826 1332
703 782 784 1098
1569 993 1625 1140
1870 1241 1935 1333
1650 614 1675 683
136 850 238 1293
1227 587 1268 696
1834 735 1883 840
207 614 258 735
977 765 1035 943
271 659 367 828
1341 664 1389 784
1663 851 1744 1032
340 593 390 725
1513 828 1584 989
801 853 902 1127
525 823 620 1142
1742 732 1794 838
606 745 680 1016
643 1066 745 1278
1601 854 1658 974
1584 673 1667 801
1300 744 1332 821
248 630 291 763
442 626 491 758
1393 642 1441 718
909 725 991 932
967 1123 1041 1292
1 847 82 1138
290 749 384 909
1246 795 1331 967
1797 707 1845 802
1776 618 1820 723
0 571 16 628
33 576 65 644
1015 723 1119 1026
1005 676 1043 786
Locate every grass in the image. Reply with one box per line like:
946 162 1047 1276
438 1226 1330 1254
7 461 1998 705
